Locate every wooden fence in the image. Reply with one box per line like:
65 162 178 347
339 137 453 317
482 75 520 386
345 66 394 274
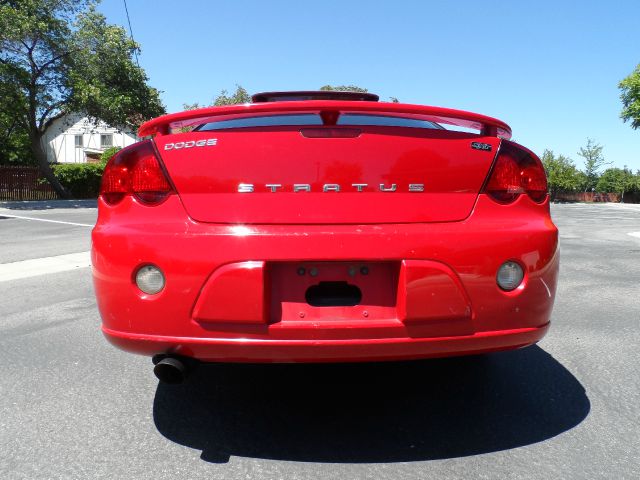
0 166 58 201
553 192 640 203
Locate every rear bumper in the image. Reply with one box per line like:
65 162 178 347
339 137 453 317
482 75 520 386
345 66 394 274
92 193 559 363
103 323 549 363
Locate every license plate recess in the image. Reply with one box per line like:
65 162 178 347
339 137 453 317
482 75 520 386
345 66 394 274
269 262 399 323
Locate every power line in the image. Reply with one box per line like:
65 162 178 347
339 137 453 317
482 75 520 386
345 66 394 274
122 0 140 68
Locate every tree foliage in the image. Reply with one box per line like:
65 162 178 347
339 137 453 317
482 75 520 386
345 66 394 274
182 102 202 111
1 0 81 174
0 0 164 197
183 85 251 110
320 84 369 93
577 138 609 192
540 149 584 198
0 101 31 164
99 145 121 163
538 143 640 201
320 84 399 102
619 63 640 129
68 7 165 128
213 85 251 106
596 167 637 201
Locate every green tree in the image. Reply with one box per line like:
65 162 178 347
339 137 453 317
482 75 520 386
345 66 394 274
182 85 250 110
69 8 164 129
596 167 636 202
320 84 398 102
0 99 31 164
179 86 250 133
577 138 609 192
182 102 202 111
0 0 164 198
619 63 640 129
213 85 251 106
320 84 369 93
540 149 583 199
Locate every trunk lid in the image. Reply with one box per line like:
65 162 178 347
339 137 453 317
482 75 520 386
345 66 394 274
154 125 499 224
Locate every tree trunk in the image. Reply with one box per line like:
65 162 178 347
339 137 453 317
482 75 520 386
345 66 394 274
30 132 71 199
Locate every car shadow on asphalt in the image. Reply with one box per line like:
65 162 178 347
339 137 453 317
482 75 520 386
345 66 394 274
153 345 589 463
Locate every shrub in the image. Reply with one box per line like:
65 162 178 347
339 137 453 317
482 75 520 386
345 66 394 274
52 162 106 198
100 146 121 163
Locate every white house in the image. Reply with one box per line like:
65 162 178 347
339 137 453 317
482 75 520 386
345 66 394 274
42 113 138 163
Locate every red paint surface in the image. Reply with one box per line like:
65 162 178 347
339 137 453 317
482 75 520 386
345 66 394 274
192 261 267 324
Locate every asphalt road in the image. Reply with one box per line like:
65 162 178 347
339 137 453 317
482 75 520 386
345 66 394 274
1 200 639 479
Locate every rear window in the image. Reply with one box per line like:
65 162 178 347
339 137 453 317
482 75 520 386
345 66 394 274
338 114 442 129
198 114 443 131
198 114 321 131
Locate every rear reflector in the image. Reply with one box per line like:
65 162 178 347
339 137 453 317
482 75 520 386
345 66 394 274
483 141 547 204
135 264 165 294
497 261 524 291
100 141 173 206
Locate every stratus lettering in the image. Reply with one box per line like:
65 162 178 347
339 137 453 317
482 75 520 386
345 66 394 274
238 183 425 193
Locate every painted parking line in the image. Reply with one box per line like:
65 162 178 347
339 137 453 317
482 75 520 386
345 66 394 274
629 232 640 239
0 251 91 283
0 213 93 227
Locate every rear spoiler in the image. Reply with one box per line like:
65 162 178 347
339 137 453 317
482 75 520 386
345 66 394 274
138 101 512 139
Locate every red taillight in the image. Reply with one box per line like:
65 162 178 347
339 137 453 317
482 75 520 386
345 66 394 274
100 141 173 206
483 141 547 204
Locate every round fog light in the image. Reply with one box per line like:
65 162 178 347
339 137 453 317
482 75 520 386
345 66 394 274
135 265 165 294
497 261 524 291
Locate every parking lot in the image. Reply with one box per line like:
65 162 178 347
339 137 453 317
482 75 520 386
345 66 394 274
1 201 639 479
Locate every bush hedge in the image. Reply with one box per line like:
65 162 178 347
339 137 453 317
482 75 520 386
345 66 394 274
50 147 121 198
52 162 106 198
100 146 121 163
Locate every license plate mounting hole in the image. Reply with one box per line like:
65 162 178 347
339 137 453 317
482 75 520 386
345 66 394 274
305 281 362 307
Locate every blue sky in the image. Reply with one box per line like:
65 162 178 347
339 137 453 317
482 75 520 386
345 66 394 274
99 0 640 170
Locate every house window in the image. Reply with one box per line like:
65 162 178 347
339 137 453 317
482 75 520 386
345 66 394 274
74 135 83 147
100 134 113 148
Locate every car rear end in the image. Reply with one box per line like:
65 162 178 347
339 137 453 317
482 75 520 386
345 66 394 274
92 93 559 365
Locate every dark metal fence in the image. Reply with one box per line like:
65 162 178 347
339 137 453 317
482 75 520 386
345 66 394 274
0 166 58 201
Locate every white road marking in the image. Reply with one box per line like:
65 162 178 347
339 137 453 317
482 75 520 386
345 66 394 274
0 252 91 282
0 213 93 227
629 232 640 239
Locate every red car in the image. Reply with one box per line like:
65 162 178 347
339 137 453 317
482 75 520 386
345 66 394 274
92 91 559 384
